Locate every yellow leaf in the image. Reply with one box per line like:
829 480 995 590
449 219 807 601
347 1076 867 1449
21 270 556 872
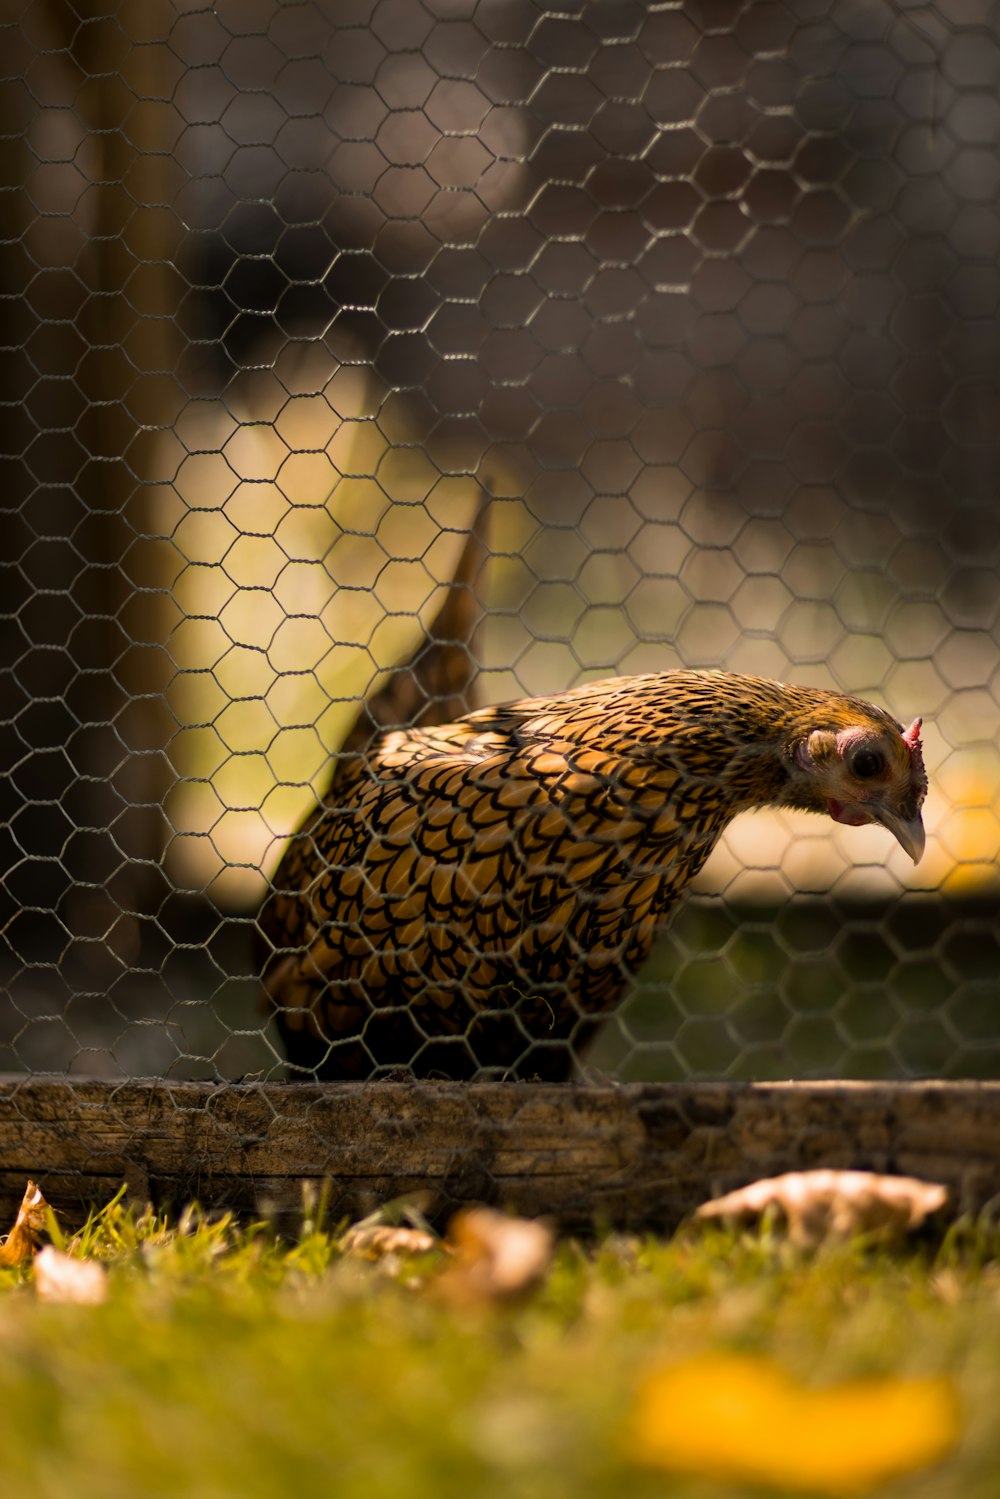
627 1352 960 1496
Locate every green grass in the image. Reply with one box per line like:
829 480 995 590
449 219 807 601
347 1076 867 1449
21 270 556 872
1 1195 1000 1498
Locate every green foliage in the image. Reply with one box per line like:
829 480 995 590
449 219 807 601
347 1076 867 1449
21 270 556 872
2 1197 1000 1498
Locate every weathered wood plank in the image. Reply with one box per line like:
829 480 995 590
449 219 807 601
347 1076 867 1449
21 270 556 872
1 1076 999 1232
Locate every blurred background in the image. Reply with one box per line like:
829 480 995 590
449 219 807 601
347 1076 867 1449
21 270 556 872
1 0 998 1082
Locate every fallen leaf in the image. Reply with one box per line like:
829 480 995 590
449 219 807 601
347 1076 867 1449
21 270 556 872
628 1352 960 1495
438 1207 554 1304
34 1246 109 1305
337 1194 441 1271
695 1170 948 1248
0 1181 51 1267
340 1223 440 1261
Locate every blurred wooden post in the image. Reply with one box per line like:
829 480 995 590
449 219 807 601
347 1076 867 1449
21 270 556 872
74 0 185 906
5 2 186 953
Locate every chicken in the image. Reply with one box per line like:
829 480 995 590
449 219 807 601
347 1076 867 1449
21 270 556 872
258 555 927 1083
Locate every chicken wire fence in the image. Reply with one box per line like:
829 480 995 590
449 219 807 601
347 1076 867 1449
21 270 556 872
2 0 999 1089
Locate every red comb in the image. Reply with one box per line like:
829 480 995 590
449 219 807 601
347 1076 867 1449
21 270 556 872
902 719 926 795
902 717 922 752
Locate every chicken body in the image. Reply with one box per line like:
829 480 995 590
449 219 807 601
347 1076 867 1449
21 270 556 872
259 669 927 1081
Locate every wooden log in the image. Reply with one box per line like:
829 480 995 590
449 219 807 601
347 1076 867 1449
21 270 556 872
1 1075 999 1232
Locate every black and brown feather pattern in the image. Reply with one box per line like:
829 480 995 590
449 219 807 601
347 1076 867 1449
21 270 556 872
259 611 918 1080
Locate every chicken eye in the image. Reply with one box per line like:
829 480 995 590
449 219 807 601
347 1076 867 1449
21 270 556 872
851 748 884 780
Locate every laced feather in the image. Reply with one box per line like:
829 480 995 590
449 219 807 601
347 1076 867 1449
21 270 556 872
258 543 924 1081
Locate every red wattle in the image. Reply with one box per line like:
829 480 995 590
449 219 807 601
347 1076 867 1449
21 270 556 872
828 798 871 828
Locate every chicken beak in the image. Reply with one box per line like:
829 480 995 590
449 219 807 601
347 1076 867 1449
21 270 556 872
869 804 926 864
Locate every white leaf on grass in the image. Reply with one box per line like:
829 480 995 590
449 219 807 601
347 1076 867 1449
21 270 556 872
340 1224 440 1261
439 1207 554 1303
695 1169 948 1248
34 1246 109 1305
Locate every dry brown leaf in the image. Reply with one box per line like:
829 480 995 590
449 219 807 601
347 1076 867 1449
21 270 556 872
34 1246 109 1305
340 1223 440 1262
695 1169 948 1248
438 1206 554 1304
0 1180 51 1267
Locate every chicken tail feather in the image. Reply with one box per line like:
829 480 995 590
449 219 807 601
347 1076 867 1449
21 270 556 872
339 497 487 758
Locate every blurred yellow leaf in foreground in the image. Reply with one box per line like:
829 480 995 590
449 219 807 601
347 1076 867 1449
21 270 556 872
628 1351 959 1495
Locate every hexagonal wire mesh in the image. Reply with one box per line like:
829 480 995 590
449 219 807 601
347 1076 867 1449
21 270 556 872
1 0 999 1088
